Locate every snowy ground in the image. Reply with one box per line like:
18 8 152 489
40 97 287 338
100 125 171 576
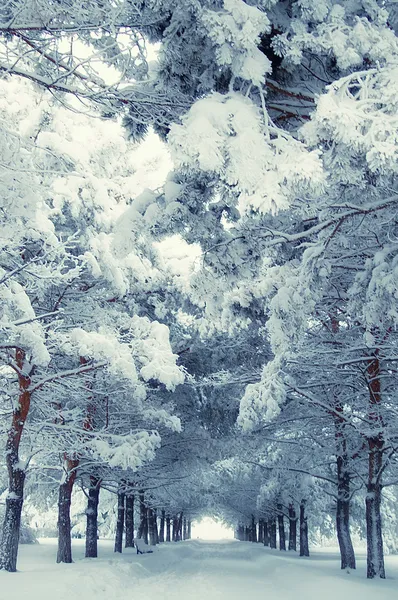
1 538 398 600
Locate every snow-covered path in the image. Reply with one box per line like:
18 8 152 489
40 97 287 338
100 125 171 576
2 538 398 600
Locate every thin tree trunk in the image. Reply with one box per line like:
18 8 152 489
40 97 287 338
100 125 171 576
85 476 101 558
166 516 171 542
173 515 181 541
137 492 144 538
258 519 264 544
366 356 385 579
183 517 187 540
114 490 125 553
154 509 159 544
178 512 183 541
137 491 148 544
299 500 309 557
143 506 149 545
288 505 297 552
57 458 79 563
159 510 165 543
277 506 286 551
251 514 257 542
263 521 269 547
148 508 157 546
0 349 30 572
125 495 135 548
187 519 191 540
269 519 277 549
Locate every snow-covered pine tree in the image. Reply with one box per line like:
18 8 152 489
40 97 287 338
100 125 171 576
0 76 184 571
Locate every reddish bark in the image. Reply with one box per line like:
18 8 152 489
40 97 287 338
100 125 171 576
0 349 31 571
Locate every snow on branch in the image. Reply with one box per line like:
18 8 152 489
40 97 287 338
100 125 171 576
169 92 324 216
237 359 286 431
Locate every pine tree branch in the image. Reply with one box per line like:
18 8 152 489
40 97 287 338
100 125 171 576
29 362 107 393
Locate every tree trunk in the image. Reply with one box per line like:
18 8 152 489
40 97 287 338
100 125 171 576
137 492 144 538
85 476 101 558
263 521 269 547
172 514 183 542
148 508 157 546
269 519 277 549
288 505 297 551
172 516 178 541
258 519 264 544
143 507 149 545
183 517 188 540
125 495 135 548
245 525 251 541
366 478 384 578
187 519 192 540
178 512 183 541
332 356 356 571
327 315 355 569
299 500 309 557
0 349 30 572
137 491 148 544
159 510 165 542
182 518 185 541
114 490 125 553
0 472 25 572
57 458 79 563
366 356 385 579
154 509 159 544
277 506 286 551
166 516 171 542
336 457 356 569
251 514 257 542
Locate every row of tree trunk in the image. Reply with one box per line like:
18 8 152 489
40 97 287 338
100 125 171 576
59 479 195 565
113 488 192 553
235 500 309 557
0 352 383 578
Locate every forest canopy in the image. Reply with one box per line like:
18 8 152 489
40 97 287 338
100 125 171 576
1 0 398 582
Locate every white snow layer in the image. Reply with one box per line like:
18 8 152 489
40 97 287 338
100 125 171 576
1 538 397 600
